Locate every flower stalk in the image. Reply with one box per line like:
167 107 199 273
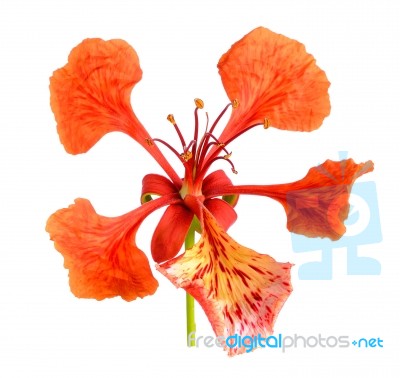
185 222 196 347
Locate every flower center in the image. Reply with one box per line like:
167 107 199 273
146 98 238 197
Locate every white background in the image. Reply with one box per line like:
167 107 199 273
1 0 399 377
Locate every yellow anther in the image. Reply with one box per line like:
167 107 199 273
264 118 270 129
194 98 204 109
217 142 226 147
145 138 153 146
232 99 240 108
224 153 232 160
180 151 193 162
167 114 176 125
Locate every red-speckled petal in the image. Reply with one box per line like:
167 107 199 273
157 209 292 355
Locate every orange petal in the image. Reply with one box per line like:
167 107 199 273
217 27 330 143
50 38 180 185
46 195 178 300
281 159 374 239
209 159 374 240
157 209 292 355
50 38 145 154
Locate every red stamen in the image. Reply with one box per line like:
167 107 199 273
200 121 263 175
192 107 200 159
204 141 231 157
185 140 197 153
221 122 262 147
208 102 232 136
167 114 186 149
204 112 209 132
194 112 209 163
192 99 205 162
152 138 185 162
159 100 244 188
197 156 238 180
196 103 232 170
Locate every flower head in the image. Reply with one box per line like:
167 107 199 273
46 27 373 355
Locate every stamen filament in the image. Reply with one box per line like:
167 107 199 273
208 102 232 136
159 100 250 189
192 107 200 159
200 121 263 175
167 114 186 149
196 103 232 170
196 155 238 182
204 112 209 132
222 122 264 146
152 138 185 162
205 141 231 157
185 140 197 153
193 112 209 163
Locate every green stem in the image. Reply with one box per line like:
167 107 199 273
185 224 196 347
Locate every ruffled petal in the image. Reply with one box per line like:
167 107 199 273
217 27 330 143
204 198 237 231
50 38 145 154
206 159 374 240
46 194 179 300
50 38 180 185
157 209 292 355
280 159 374 239
151 203 193 263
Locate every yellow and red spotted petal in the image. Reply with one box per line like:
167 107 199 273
217 27 330 143
46 194 179 301
50 38 180 185
157 209 292 355
208 159 374 240
151 203 193 263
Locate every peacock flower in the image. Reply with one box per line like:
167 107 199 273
46 27 373 355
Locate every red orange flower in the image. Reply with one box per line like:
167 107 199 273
46 27 373 355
